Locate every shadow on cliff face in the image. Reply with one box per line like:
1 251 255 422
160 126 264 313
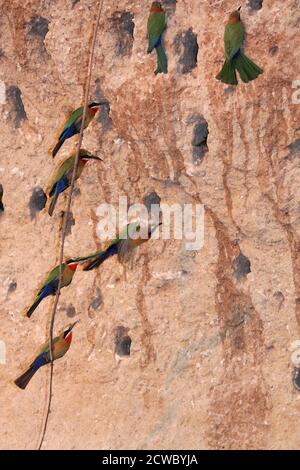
6 86 27 129
163 0 177 15
114 326 132 357
66 304 76 318
89 287 103 311
109 11 134 57
285 139 300 160
94 79 112 132
29 187 47 220
26 16 49 57
233 254 251 281
191 116 209 165
143 191 161 213
174 28 198 74
65 210 75 236
27 16 49 39
293 368 300 391
7 281 17 297
247 0 263 10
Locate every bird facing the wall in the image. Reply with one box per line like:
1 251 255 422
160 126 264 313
147 2 168 75
216 7 263 85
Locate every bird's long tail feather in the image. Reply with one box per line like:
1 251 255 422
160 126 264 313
14 365 38 389
15 354 48 389
52 138 65 158
216 60 238 85
83 244 118 271
27 282 57 317
49 177 69 216
52 124 79 158
26 295 44 318
148 34 161 54
233 51 263 83
48 191 59 216
155 45 168 75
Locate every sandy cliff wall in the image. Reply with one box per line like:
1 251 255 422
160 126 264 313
0 0 300 449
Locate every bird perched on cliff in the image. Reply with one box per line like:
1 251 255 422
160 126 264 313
82 221 161 271
47 149 102 216
26 259 79 318
52 101 107 158
216 7 263 85
0 184 4 213
14 322 77 389
147 2 168 75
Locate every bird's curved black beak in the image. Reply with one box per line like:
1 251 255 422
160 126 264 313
85 155 103 161
93 100 109 107
150 221 162 235
70 320 79 330
71 251 102 263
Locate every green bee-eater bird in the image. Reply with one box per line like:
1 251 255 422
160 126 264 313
81 221 162 271
47 149 102 216
0 184 3 212
52 101 107 158
26 259 79 318
216 8 263 85
14 321 77 389
147 2 168 75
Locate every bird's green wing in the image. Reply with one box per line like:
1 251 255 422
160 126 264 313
43 264 65 286
62 106 83 132
73 235 122 264
50 157 75 188
76 223 139 266
117 239 133 262
38 335 60 356
117 224 130 240
117 222 142 260
117 222 140 240
147 12 166 51
224 22 245 60
73 225 138 264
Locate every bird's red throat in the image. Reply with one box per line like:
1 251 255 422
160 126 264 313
228 14 240 23
68 262 78 271
65 332 72 344
151 5 164 13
